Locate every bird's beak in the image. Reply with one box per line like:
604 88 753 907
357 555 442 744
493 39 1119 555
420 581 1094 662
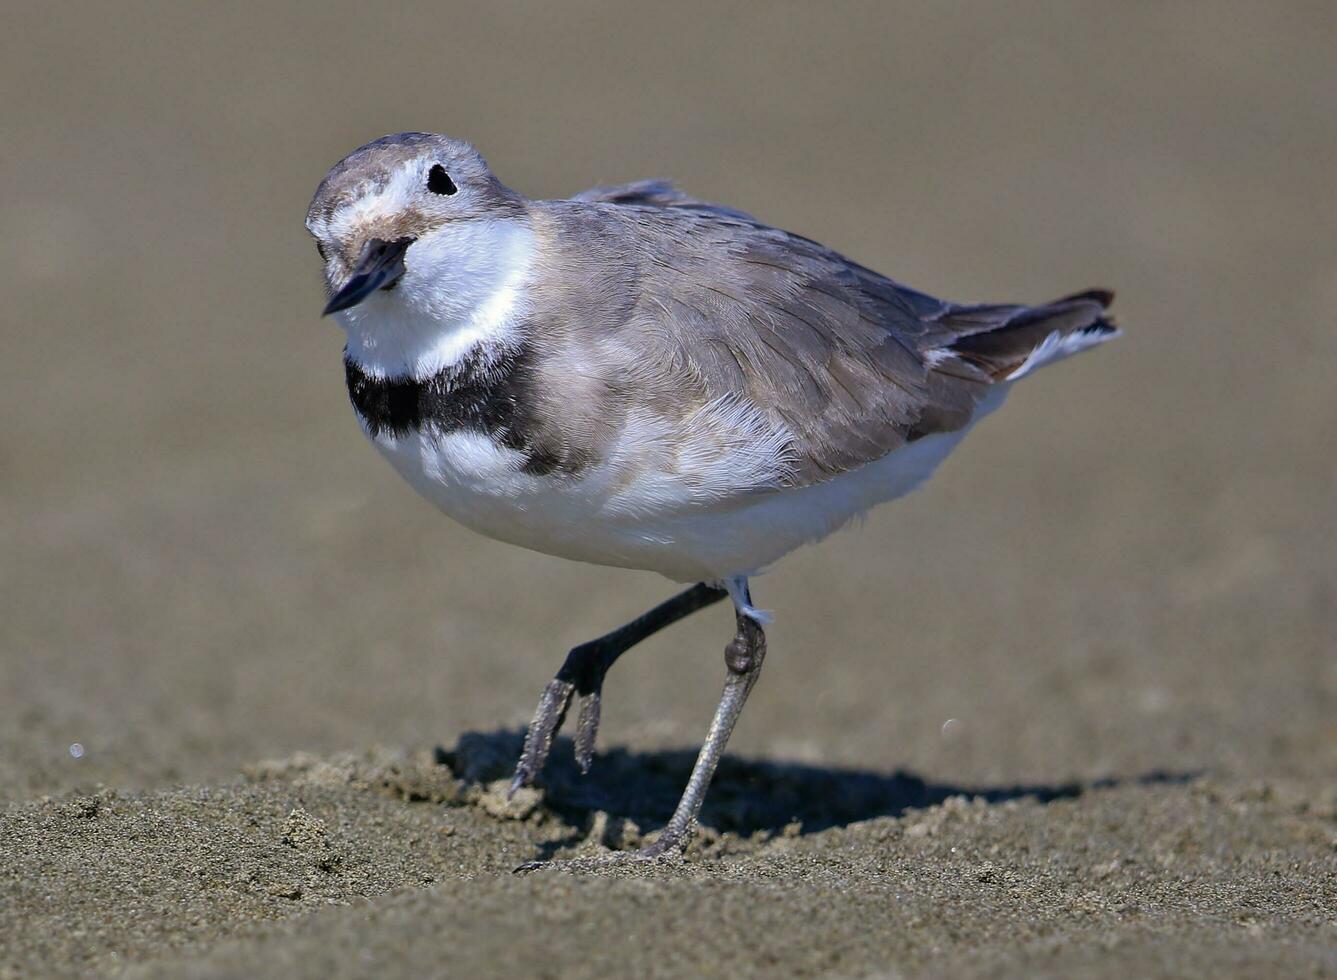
322 236 414 316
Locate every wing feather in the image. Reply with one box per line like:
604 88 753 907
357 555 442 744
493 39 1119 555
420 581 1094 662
534 195 1115 491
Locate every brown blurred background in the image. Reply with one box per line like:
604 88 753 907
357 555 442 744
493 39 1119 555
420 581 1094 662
3 2 1334 804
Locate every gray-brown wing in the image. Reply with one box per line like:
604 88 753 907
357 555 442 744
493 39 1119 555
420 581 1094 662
602 206 1000 486
536 199 1114 490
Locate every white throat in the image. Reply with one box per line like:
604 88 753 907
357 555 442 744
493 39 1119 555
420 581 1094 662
337 218 535 380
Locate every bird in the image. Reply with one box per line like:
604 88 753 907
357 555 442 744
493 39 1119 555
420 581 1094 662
305 132 1119 864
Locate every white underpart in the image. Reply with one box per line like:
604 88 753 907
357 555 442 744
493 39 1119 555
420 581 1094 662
323 164 535 379
1006 326 1118 381
369 383 1011 585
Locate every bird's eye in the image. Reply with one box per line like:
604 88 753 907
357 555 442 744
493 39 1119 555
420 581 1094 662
427 164 458 196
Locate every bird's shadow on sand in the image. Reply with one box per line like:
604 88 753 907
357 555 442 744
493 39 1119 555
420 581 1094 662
439 729 1197 855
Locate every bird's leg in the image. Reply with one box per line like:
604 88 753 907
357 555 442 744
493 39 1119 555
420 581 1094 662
638 579 766 858
510 582 727 795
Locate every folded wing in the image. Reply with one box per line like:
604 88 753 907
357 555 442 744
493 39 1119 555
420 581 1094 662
564 183 1117 490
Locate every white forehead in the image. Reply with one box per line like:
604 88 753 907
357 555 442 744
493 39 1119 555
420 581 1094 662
306 159 424 242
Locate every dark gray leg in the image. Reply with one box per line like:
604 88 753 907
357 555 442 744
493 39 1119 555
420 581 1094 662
637 581 766 857
510 582 728 795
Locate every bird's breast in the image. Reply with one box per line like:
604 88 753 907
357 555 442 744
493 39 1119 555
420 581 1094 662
343 344 567 477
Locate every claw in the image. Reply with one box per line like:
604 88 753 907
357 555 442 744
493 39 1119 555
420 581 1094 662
509 678 575 798
573 690 602 774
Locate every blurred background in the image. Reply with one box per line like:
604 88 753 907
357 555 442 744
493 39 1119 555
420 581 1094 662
3 2 1334 803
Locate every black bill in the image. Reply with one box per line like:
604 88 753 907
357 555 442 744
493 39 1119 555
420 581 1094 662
321 236 414 316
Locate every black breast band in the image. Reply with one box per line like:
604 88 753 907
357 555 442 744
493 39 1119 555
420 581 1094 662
343 345 563 476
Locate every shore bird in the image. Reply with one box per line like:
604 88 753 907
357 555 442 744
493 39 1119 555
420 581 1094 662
306 132 1118 862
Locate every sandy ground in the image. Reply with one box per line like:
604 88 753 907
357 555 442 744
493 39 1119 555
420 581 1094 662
3 2 1335 977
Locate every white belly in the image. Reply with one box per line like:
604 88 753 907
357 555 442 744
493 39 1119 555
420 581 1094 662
366 386 1005 582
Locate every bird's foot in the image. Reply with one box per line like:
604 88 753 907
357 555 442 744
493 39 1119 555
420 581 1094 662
508 584 728 798
508 669 605 797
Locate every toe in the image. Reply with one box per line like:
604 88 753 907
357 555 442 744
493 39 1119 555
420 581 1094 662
510 678 576 795
573 690 602 774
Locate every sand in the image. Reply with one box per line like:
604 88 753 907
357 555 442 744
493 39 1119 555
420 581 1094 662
3 2 1336 977
5 744 1337 977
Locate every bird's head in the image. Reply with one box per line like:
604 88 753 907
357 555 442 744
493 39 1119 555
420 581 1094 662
306 133 529 321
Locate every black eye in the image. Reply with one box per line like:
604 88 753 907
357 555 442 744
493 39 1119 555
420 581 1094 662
427 164 457 195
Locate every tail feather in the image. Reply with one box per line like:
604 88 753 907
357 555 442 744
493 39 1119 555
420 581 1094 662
942 289 1118 381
